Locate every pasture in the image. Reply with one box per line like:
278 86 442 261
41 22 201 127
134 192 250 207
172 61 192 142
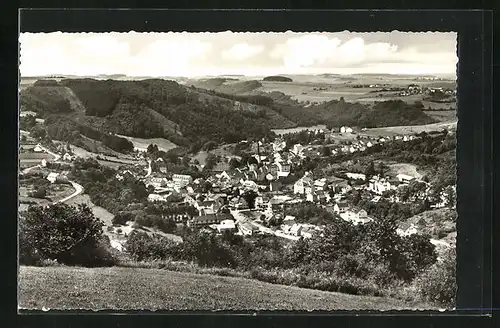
18 266 430 311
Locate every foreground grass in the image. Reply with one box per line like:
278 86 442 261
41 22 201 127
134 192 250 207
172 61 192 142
19 266 430 311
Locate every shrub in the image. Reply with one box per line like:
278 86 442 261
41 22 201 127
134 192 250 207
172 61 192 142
29 187 47 199
414 247 456 307
19 203 116 267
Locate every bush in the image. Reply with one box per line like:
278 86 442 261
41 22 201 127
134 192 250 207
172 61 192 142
29 187 47 199
414 247 456 307
19 203 116 267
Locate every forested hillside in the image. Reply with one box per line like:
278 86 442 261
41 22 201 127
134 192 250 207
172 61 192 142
21 78 436 153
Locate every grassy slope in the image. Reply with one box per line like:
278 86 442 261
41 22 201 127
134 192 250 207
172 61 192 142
18 266 430 311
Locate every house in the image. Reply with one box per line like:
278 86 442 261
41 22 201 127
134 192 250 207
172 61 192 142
340 126 353 133
301 226 317 239
172 174 193 189
33 144 43 152
313 178 328 191
291 144 304 157
294 174 313 194
346 172 366 181
148 193 167 202
46 172 59 184
396 223 418 237
189 214 229 228
276 162 291 177
358 209 368 218
41 159 47 167
155 157 164 162
333 202 349 214
368 177 395 195
283 215 296 226
272 140 287 152
196 200 219 215
289 224 303 237
62 153 73 161
306 192 319 203
238 221 259 236
217 171 231 181
216 219 236 233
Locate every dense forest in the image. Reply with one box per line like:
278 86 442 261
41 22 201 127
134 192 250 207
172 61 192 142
263 76 293 82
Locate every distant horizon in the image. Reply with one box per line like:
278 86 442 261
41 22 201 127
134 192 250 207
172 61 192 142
20 72 457 79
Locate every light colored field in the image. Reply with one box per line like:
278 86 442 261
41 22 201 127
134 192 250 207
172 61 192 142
19 152 53 161
359 121 457 137
18 266 429 311
388 163 423 180
116 134 177 153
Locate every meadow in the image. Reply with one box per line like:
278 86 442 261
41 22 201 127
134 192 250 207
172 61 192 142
18 265 431 311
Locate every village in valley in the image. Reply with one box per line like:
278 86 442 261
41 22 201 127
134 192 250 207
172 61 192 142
19 121 457 254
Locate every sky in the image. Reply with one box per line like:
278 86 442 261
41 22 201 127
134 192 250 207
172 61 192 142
19 31 458 78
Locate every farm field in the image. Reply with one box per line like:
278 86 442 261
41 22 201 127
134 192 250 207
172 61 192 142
423 110 457 122
18 266 431 311
19 152 54 161
358 121 457 137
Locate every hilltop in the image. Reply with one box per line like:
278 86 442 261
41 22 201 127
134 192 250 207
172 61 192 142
263 75 293 82
19 265 429 311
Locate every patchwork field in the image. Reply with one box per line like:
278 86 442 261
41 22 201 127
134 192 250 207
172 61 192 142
18 266 430 311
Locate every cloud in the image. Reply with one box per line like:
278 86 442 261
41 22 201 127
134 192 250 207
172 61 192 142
132 39 213 76
270 35 401 69
72 35 130 57
221 43 265 61
19 32 457 77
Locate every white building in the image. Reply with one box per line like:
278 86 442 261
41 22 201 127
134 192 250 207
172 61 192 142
172 174 193 189
340 126 353 133
396 224 418 237
41 159 47 167
148 194 167 202
34 144 43 152
276 162 291 177
346 172 366 181
368 177 396 195
216 219 236 233
292 144 304 157
294 174 313 194
63 153 73 161
46 172 59 184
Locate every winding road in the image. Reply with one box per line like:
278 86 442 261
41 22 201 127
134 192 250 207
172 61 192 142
53 181 84 205
20 143 83 205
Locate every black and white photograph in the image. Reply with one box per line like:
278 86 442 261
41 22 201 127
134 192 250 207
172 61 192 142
18 30 458 311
